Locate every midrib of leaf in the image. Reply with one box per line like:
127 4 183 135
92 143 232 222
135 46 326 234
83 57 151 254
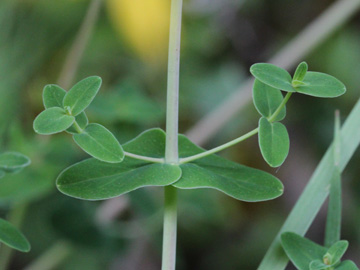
258 97 360 269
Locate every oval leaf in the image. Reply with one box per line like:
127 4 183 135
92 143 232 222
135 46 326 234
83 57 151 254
0 152 31 173
296 72 346 98
0 218 30 252
33 107 75 135
73 123 124 163
281 232 328 270
57 129 182 200
174 134 284 202
259 117 290 167
43 84 66 109
336 261 359 270
250 63 295 92
63 76 102 116
66 112 88 134
253 79 286 121
324 240 349 265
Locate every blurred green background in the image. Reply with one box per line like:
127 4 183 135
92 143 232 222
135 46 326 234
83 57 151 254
0 0 359 269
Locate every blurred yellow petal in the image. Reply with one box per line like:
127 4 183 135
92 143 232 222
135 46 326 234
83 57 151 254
106 0 170 65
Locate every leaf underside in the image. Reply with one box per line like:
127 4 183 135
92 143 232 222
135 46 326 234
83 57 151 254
57 129 283 202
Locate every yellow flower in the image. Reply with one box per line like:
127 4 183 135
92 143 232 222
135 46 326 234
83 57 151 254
106 0 170 65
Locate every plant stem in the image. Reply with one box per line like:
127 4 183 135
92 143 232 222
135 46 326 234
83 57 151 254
162 186 178 270
162 0 183 268
268 92 292 122
324 110 342 247
180 128 259 164
124 151 164 163
72 121 83 134
165 0 183 164
179 92 292 164
0 203 28 270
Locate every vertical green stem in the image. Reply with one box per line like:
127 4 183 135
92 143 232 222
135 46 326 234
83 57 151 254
162 186 178 270
0 203 28 270
165 0 183 164
324 110 342 247
162 0 183 269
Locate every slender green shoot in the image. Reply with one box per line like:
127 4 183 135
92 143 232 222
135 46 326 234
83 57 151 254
324 110 342 247
179 92 292 164
162 0 183 269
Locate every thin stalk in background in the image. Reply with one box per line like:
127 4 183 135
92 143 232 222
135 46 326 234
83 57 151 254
23 241 72 270
186 0 360 145
57 0 103 89
0 204 28 270
162 0 183 269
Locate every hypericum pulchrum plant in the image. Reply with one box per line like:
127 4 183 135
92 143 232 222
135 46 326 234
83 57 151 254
0 152 30 252
32 0 355 269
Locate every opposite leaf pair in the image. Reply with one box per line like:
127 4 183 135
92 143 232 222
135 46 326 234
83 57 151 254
33 77 124 163
251 62 346 167
281 232 358 270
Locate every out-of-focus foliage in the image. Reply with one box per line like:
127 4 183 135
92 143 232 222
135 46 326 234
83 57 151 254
0 0 359 269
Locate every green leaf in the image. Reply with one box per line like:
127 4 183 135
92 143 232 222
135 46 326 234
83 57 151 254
33 107 75 135
310 260 330 270
43 84 66 109
57 129 182 200
336 261 359 270
281 232 328 270
295 72 346 98
0 152 31 173
253 79 286 121
324 240 348 265
63 76 102 116
0 170 5 179
292 62 308 85
73 123 124 163
258 117 290 167
0 218 30 252
174 135 284 202
250 63 295 92
66 112 88 134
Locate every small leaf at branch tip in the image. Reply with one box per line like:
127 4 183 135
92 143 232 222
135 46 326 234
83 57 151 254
63 76 102 116
293 61 308 82
43 84 66 109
